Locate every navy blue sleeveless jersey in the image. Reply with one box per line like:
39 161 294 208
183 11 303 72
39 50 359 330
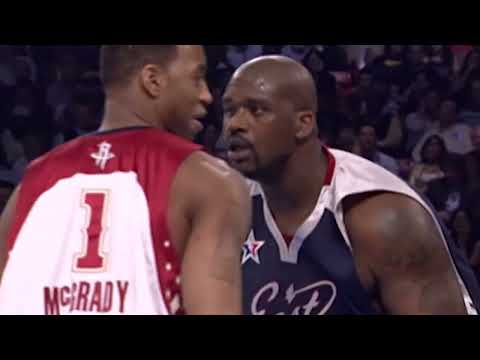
242 148 480 315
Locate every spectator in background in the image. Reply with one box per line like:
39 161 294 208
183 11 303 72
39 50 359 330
350 68 372 105
282 45 311 63
322 46 350 72
402 69 438 113
409 135 447 193
303 47 337 129
404 87 441 151
208 46 234 93
0 46 16 123
381 45 405 64
361 47 378 71
377 84 405 155
428 45 454 84
453 49 480 95
1 80 51 167
405 45 428 77
458 76 480 126
11 80 48 130
335 126 356 153
52 85 103 147
367 77 391 138
355 123 399 175
426 154 467 225
372 45 407 87
46 54 81 113
451 45 475 73
0 46 16 88
14 56 37 85
225 45 263 69
413 99 473 161
11 131 51 179
349 70 390 132
397 151 415 181
465 124 480 192
382 83 402 117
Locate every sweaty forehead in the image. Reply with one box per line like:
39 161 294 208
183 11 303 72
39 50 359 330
224 56 317 112
224 74 277 103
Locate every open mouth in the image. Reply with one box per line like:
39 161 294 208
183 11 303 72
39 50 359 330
227 137 253 162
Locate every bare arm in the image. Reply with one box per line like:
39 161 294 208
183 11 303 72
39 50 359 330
345 192 467 315
172 153 251 315
0 187 19 282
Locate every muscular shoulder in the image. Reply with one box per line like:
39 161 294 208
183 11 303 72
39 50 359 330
174 152 250 214
344 192 441 269
343 192 468 314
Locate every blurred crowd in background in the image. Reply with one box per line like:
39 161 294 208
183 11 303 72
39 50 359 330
1 44 480 279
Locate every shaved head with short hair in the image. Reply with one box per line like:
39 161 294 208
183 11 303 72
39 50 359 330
100 45 178 91
99 45 212 140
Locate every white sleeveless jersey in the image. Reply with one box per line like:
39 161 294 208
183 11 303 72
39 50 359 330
244 148 479 315
0 128 202 315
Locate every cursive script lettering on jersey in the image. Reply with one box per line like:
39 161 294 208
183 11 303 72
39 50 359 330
251 281 337 315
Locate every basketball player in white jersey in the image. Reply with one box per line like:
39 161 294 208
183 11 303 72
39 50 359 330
224 56 480 315
0 45 251 315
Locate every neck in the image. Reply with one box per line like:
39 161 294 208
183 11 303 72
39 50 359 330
99 95 161 133
261 140 328 214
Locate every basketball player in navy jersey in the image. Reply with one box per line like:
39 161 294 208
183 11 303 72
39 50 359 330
223 55 480 315
0 45 251 315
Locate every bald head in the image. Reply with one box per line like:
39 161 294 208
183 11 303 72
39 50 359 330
232 56 318 113
223 56 322 180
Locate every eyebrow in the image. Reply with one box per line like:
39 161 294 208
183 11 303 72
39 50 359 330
223 96 271 106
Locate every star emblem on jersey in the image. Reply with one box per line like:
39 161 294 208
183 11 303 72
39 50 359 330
91 142 115 170
242 233 265 265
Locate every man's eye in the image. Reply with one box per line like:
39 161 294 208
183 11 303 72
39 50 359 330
250 105 264 116
224 107 235 117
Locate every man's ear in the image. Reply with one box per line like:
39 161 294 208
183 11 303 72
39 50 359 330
294 111 316 141
139 64 168 98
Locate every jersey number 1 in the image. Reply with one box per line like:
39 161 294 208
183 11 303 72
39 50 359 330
74 191 109 272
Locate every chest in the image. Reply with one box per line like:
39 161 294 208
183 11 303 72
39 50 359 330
242 197 377 315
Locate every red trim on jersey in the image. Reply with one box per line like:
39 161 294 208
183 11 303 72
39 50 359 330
274 146 336 249
322 146 336 186
5 128 201 315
